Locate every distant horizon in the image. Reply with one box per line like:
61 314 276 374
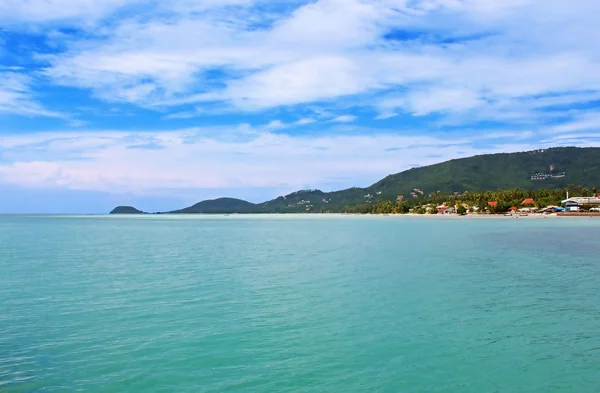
3 146 596 215
2 1 600 213
0 146 548 214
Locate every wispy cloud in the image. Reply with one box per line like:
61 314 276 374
0 125 564 197
0 72 64 118
330 115 357 123
0 0 147 26
295 118 316 125
0 0 252 26
548 112 600 134
265 120 285 129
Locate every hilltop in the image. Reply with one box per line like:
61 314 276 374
110 147 600 214
110 206 145 214
169 198 260 214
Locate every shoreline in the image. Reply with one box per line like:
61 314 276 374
7 212 600 220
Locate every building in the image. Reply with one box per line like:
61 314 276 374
530 172 566 180
437 206 456 214
561 197 600 211
521 198 536 206
436 203 455 214
538 206 564 213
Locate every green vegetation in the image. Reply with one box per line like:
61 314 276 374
337 186 595 215
109 206 145 214
110 147 600 214
169 198 260 214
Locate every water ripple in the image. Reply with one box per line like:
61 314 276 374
1 216 600 392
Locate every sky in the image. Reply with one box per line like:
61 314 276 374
1 0 600 213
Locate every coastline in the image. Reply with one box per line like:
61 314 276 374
14 212 600 220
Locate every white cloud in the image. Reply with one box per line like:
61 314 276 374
0 72 64 118
265 120 285 129
330 115 357 123
33 0 600 127
0 0 598 131
379 88 484 116
296 118 316 125
0 126 549 196
548 113 600 134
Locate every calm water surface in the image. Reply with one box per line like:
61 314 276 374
1 215 599 392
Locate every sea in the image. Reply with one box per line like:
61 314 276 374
1 215 599 392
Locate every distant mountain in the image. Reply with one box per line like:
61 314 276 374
110 147 600 214
255 147 600 212
110 206 145 214
169 197 260 214
367 146 600 198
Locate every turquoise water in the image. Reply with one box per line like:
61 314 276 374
1 215 600 392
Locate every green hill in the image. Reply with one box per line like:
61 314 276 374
256 147 600 212
170 197 260 214
368 146 600 198
109 206 145 214
110 147 600 214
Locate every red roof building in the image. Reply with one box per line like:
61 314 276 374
521 198 536 205
488 201 498 207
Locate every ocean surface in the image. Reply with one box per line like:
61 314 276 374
1 215 600 392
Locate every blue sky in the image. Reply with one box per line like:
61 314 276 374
2 0 600 213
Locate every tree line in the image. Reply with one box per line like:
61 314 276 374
325 185 598 214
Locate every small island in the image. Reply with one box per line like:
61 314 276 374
109 206 145 214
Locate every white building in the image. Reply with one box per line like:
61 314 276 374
561 197 600 211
